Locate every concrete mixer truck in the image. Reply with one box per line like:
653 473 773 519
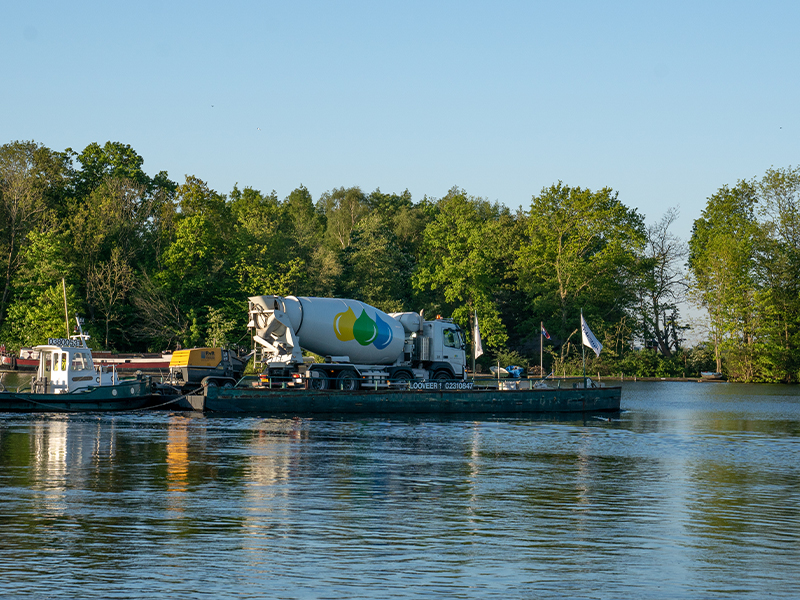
248 296 467 390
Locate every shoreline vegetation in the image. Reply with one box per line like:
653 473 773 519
1 140 798 383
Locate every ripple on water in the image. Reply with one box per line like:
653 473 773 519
1 384 799 598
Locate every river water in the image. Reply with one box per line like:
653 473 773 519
0 381 798 599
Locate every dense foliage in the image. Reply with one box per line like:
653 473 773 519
1 140 797 381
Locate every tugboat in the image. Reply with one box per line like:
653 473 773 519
0 318 153 412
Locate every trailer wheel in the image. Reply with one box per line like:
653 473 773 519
337 370 360 391
309 371 329 390
203 379 219 399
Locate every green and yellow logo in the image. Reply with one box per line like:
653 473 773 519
334 306 394 349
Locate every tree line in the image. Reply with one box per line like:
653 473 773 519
1 140 798 381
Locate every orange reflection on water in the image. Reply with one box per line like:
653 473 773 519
166 417 190 510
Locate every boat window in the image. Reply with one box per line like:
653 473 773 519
443 328 457 348
61 354 67 371
52 352 60 371
43 353 52 375
71 352 89 371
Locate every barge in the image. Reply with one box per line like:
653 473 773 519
176 376 621 415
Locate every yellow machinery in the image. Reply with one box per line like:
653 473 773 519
168 347 246 390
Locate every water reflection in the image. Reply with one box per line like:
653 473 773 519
0 382 798 599
166 416 190 509
32 418 69 513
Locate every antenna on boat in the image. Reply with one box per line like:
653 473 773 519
72 315 90 349
62 278 70 338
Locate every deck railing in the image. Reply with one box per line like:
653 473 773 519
234 373 604 392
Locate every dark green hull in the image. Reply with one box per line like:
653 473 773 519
0 379 153 413
190 384 622 415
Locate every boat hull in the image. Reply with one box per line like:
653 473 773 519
700 371 724 380
189 384 622 415
0 379 153 412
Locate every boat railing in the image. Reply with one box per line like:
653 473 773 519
234 373 607 392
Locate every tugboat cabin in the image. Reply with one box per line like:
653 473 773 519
33 339 119 394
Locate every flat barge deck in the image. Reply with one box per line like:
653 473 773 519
178 377 621 416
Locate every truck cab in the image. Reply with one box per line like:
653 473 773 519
419 319 466 378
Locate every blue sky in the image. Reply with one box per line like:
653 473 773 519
3 1 798 242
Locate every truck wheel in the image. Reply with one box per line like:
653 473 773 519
337 370 360 391
432 370 451 380
393 370 413 387
309 372 329 390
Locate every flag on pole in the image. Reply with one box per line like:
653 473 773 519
473 312 483 358
541 325 551 340
581 314 603 357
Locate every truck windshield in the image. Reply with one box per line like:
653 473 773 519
455 329 466 350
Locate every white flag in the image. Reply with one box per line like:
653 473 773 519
473 313 483 358
581 314 603 357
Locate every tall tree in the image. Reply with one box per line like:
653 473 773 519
414 188 517 348
319 186 368 250
0 229 80 351
637 207 688 357
0 141 71 326
754 166 800 380
688 181 759 377
283 185 324 264
155 177 235 319
87 246 135 348
516 183 645 352
71 141 175 199
340 212 413 313
231 185 308 299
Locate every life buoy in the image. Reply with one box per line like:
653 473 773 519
96 377 100 384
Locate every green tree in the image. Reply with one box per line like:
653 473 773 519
754 166 800 380
283 185 324 264
155 177 235 311
130 271 188 351
516 183 645 358
414 188 517 348
230 185 308 298
68 178 151 302
159 213 228 307
0 141 72 326
319 186 368 250
2 283 83 350
0 230 81 351
71 141 175 199
340 212 413 313
688 181 760 378
205 307 238 347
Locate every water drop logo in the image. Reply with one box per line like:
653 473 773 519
373 314 393 350
334 305 393 349
333 307 357 341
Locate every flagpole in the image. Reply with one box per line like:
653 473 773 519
472 313 476 382
581 309 586 388
540 321 543 378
